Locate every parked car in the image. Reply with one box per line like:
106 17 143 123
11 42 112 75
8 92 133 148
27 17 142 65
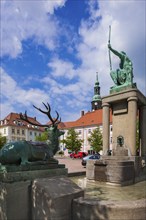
70 151 88 159
82 153 100 166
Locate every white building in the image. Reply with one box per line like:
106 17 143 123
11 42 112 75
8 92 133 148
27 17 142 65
0 113 44 142
58 109 112 156
58 73 113 155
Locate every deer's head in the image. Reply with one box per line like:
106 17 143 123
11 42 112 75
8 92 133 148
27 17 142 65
20 102 62 132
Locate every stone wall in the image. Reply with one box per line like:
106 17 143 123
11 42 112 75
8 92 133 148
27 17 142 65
73 197 146 220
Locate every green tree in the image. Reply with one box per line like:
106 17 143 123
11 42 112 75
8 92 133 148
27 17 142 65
88 127 103 153
35 131 48 142
0 133 7 149
61 128 83 153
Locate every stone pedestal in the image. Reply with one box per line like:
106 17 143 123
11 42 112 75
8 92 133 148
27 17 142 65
0 163 68 220
86 160 96 180
106 160 135 186
94 160 107 182
32 176 84 220
102 88 146 156
0 184 7 220
112 145 128 156
86 158 135 186
86 155 146 186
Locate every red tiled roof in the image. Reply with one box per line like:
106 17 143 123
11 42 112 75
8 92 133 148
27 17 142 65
1 109 112 131
0 112 44 131
58 109 112 129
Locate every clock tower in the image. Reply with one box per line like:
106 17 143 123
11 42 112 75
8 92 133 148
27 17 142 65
91 72 102 111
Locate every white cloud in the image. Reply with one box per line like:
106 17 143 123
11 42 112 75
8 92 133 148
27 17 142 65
0 0 145 123
0 102 15 119
1 0 66 58
41 0 145 120
76 0 146 96
48 57 77 79
0 67 49 119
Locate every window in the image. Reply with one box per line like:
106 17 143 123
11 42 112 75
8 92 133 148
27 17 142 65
30 131 32 136
110 126 113 131
34 132 37 136
88 129 91 134
12 128 15 134
4 128 6 134
17 129 20 135
18 121 22 126
78 130 82 135
22 130 25 135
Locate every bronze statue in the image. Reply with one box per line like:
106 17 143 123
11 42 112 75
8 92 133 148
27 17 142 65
108 26 133 87
0 103 64 165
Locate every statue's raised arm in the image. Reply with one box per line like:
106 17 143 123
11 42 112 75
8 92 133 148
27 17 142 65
108 43 134 87
108 43 123 60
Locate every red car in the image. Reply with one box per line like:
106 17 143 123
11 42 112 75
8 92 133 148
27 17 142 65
70 152 88 159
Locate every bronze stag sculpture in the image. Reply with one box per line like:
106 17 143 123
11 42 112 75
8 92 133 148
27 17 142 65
0 103 64 165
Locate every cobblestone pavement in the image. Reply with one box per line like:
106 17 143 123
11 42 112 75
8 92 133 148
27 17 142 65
56 156 86 174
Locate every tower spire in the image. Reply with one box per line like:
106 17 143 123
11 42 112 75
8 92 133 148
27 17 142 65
96 71 98 82
91 72 102 111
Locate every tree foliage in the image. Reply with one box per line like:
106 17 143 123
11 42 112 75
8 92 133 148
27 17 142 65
61 128 83 153
35 131 48 142
0 133 7 149
88 127 103 153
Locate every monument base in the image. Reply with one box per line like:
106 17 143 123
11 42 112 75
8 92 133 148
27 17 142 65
32 176 84 220
86 156 146 186
0 161 67 183
0 162 72 220
110 83 137 94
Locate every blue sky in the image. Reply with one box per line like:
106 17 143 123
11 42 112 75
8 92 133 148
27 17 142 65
1 0 146 124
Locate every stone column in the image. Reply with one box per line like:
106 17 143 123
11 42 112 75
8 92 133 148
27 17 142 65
127 97 138 156
102 102 110 155
139 105 146 156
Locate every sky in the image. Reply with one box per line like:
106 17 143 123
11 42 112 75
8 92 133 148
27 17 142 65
1 0 146 124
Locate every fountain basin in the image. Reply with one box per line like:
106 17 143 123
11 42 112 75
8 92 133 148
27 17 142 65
73 197 146 220
71 177 146 220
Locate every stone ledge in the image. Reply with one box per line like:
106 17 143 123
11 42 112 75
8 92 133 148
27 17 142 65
73 197 146 220
0 166 67 183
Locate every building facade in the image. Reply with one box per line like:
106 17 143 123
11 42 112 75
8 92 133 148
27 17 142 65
58 74 112 155
0 74 113 153
0 113 44 142
58 109 112 156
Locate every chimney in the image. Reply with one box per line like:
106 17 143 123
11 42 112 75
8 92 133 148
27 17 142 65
81 110 84 117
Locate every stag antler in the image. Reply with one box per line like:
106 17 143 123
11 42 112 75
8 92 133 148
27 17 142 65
20 103 61 127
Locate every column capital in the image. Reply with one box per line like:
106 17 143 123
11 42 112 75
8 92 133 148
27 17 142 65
102 102 110 108
127 96 138 102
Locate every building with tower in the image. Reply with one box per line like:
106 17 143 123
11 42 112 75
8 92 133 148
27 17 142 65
0 73 113 154
91 72 102 111
58 73 112 155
